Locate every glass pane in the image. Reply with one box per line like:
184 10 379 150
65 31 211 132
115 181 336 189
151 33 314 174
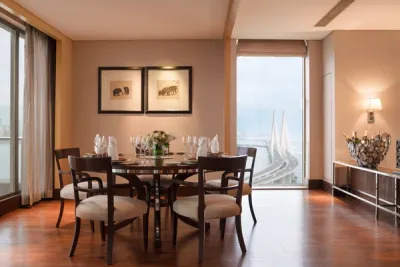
18 36 24 185
0 26 11 196
237 56 304 186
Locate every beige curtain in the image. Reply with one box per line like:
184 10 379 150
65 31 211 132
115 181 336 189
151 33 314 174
21 25 53 206
237 40 307 57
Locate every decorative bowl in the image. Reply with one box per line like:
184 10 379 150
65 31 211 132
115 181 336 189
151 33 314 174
345 132 391 169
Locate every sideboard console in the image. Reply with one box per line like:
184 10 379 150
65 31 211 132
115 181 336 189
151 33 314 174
332 160 400 225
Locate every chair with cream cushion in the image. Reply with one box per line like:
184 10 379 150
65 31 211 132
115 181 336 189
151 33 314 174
68 156 149 265
54 148 107 229
172 156 247 262
205 147 258 224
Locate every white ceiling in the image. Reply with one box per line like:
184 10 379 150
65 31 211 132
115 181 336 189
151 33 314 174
12 0 400 40
233 0 400 40
14 0 229 40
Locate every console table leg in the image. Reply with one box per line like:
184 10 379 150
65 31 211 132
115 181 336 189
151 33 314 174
395 179 398 226
375 173 379 220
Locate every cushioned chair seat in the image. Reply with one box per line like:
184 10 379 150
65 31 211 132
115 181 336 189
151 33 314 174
76 195 148 222
205 180 252 196
173 194 240 220
138 175 173 187
60 182 108 200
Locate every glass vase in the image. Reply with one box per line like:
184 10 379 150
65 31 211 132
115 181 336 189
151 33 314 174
153 144 164 156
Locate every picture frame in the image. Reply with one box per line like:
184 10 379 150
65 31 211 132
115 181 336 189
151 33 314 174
98 67 144 114
146 66 192 114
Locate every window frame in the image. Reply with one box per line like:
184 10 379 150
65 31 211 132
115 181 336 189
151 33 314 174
236 55 307 187
0 17 25 199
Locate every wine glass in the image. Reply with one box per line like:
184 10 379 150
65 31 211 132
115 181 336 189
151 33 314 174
129 136 136 156
141 136 149 165
135 135 142 160
187 135 193 153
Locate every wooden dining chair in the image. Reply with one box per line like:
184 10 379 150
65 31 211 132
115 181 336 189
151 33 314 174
54 148 107 229
68 156 149 265
172 156 247 262
206 147 258 224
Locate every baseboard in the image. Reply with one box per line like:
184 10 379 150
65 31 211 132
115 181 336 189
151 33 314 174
321 179 333 194
0 193 21 216
308 179 322 189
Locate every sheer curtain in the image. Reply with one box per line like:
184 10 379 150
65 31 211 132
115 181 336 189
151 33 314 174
21 25 55 206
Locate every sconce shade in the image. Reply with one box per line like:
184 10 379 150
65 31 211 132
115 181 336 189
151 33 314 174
365 98 382 111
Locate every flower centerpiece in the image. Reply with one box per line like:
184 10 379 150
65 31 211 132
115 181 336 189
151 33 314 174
147 130 177 156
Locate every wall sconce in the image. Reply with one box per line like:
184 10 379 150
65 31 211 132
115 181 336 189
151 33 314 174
365 98 382 123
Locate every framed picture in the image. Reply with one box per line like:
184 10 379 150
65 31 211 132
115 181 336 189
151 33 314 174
146 66 192 114
98 67 144 114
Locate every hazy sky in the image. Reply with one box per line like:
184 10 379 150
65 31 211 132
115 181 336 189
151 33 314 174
0 26 25 122
237 56 303 143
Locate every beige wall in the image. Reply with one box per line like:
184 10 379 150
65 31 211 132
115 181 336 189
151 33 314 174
322 31 400 181
334 31 400 169
72 40 225 159
306 41 323 180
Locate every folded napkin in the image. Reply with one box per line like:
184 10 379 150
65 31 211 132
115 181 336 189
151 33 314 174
210 134 219 153
94 134 101 154
196 136 208 159
107 136 119 160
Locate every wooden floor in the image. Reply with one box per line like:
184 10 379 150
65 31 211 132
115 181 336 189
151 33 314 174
1 190 400 267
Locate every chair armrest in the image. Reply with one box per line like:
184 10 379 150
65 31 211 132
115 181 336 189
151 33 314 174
75 176 104 190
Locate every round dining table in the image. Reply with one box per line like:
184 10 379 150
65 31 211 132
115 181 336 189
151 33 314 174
111 155 198 248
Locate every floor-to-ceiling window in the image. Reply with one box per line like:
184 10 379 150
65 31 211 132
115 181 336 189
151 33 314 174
0 19 24 198
237 56 304 187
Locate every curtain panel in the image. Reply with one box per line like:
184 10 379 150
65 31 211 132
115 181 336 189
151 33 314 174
237 40 307 57
21 25 56 206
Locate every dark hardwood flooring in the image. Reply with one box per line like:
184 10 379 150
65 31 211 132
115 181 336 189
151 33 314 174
1 190 400 267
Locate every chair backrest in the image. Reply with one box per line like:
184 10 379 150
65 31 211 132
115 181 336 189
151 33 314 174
197 156 247 219
54 148 80 188
68 156 146 222
236 146 257 186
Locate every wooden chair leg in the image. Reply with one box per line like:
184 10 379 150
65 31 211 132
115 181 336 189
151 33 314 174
220 218 226 240
168 187 173 217
107 223 114 265
172 212 178 247
198 219 205 262
235 215 247 254
100 221 105 242
143 214 148 250
90 220 95 232
248 194 257 224
56 198 64 228
69 217 81 257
